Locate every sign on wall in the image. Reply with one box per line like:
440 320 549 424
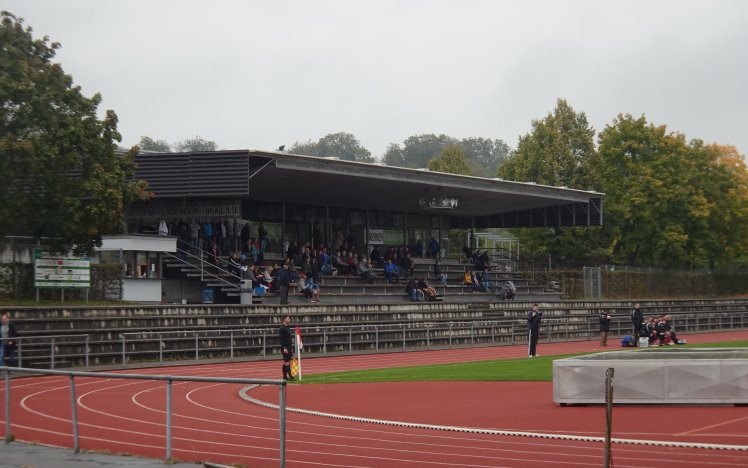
34 258 91 289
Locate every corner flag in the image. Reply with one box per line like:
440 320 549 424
295 327 303 380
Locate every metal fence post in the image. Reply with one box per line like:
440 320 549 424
449 322 453 346
84 336 89 369
50 338 55 370
159 333 163 366
402 324 406 351
323 329 327 355
426 326 430 347
279 382 287 468
69 375 79 453
471 323 475 346
230 331 234 361
166 377 172 461
262 330 266 357
4 369 10 443
349 327 353 353
375 326 379 351
121 335 126 367
195 333 199 361
17 340 22 368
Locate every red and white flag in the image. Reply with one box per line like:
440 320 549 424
295 327 303 350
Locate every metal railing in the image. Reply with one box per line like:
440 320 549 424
2 367 287 467
2 334 90 369
112 309 748 366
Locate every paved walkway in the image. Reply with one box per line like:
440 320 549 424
0 441 202 467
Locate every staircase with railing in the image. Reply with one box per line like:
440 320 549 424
162 239 242 301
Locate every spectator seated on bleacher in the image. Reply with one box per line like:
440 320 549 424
417 277 438 301
471 273 487 292
228 252 242 279
332 251 349 275
357 257 376 283
318 248 336 276
298 273 320 303
475 270 494 292
400 253 415 278
463 270 474 291
502 280 516 300
433 259 447 285
384 259 401 284
405 278 424 301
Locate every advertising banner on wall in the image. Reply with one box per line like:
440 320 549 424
34 258 91 289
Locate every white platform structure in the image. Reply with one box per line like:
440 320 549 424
96 235 176 303
553 348 748 405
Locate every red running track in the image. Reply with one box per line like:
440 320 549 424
2 330 748 467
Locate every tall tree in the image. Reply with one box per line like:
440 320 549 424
599 115 748 268
497 99 603 267
459 137 511 177
174 136 218 152
0 11 149 255
427 145 472 175
138 136 171 152
290 132 373 162
382 143 404 166
499 99 599 190
400 134 459 169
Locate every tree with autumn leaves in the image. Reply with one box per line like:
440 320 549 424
499 99 748 270
0 11 149 255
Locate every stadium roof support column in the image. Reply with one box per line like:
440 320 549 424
281 202 286 257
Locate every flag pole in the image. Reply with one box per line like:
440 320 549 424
295 327 303 381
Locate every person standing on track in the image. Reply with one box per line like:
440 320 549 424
631 303 644 345
527 303 542 358
599 309 612 346
279 315 294 380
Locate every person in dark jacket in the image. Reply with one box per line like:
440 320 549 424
527 304 542 358
278 315 294 380
276 261 294 305
630 303 644 345
599 310 612 346
1 312 19 367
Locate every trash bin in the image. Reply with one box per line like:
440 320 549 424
202 287 215 304
240 279 253 305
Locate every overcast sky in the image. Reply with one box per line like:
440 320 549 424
5 0 748 158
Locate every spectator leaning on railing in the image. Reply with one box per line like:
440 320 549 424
1 312 19 367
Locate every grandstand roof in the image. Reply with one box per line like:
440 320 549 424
134 149 603 228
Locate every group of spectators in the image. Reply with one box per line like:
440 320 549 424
404 277 440 301
626 303 681 346
164 219 270 259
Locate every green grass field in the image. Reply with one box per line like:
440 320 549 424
298 340 748 384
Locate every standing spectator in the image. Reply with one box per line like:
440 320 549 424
278 315 294 380
277 261 293 305
0 312 19 367
428 236 440 259
400 253 415 278
370 245 382 265
240 222 251 248
527 303 542 358
189 219 201 254
414 239 424 258
599 310 612 346
202 220 213 251
630 303 644 345
258 222 268 254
